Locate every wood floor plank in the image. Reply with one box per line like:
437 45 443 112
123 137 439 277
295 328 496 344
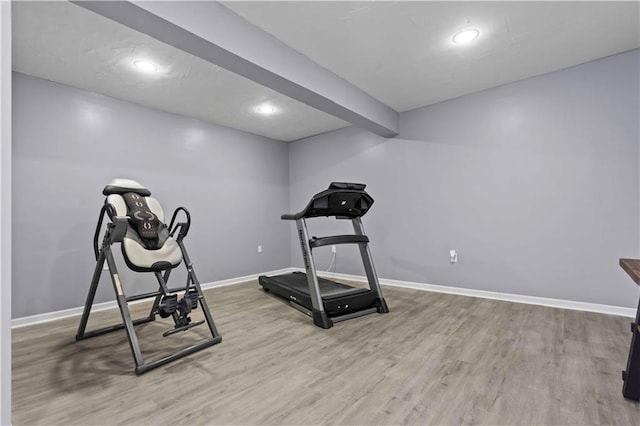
12 280 640 425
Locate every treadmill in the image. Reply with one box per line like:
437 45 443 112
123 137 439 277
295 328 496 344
259 182 389 328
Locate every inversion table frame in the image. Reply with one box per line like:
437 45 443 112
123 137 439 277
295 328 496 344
619 258 640 401
76 206 222 375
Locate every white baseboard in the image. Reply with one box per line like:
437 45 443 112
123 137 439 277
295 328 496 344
12 266 635 328
199 267 296 291
11 299 120 329
11 267 296 329
316 270 637 318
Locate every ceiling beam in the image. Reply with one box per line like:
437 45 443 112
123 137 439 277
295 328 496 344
72 1 399 138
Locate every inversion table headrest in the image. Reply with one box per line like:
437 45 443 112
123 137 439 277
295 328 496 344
103 178 151 197
103 178 182 272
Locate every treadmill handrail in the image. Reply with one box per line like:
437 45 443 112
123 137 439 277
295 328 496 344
309 234 369 248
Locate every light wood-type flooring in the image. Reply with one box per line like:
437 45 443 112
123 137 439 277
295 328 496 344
12 280 640 425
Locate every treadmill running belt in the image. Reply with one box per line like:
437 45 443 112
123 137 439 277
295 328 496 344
266 272 370 300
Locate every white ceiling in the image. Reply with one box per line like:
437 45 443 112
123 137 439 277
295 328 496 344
12 1 640 141
11 1 350 142
224 1 640 112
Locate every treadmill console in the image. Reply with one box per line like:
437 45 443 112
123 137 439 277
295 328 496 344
308 182 374 219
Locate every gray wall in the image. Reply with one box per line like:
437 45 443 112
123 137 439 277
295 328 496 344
1 2 12 422
12 72 291 318
12 48 640 318
289 50 640 308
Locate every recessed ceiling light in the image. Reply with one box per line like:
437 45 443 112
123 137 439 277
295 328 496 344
452 28 480 45
132 60 158 73
256 104 276 115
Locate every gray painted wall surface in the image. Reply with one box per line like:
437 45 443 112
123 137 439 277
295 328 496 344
12 72 290 318
289 50 640 308
1 2 12 423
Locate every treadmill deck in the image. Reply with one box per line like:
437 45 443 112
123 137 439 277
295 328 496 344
259 272 377 316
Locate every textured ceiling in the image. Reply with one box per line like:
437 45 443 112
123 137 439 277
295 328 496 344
11 1 350 142
224 1 640 112
11 1 640 141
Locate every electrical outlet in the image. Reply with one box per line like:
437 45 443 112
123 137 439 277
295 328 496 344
331 245 337 253
449 249 458 263
258 245 263 253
